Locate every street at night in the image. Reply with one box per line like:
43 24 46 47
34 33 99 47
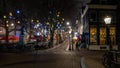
0 0 120 68
0 40 105 68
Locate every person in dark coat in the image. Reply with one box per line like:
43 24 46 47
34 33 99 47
76 35 81 50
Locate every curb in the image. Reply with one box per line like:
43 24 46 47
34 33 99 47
81 57 86 68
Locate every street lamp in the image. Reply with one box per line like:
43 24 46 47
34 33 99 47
104 16 111 24
104 16 112 51
66 22 70 25
66 21 73 50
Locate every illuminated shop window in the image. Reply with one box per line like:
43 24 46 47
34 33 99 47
99 27 116 45
110 27 116 45
100 27 106 45
90 26 97 44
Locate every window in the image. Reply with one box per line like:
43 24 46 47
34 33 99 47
90 26 97 44
110 27 116 45
100 27 106 45
99 26 116 45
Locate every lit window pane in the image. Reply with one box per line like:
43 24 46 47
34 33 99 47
110 27 116 45
90 26 97 44
100 27 106 45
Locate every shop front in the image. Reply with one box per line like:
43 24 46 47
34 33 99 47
89 25 117 50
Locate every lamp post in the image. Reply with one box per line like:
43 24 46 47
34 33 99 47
66 22 73 50
66 22 70 50
104 16 112 51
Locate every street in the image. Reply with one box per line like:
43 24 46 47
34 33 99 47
0 0 119 68
0 41 104 68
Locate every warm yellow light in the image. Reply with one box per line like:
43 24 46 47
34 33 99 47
57 22 60 24
46 22 50 25
31 19 34 22
6 21 9 23
73 36 77 40
9 12 12 16
36 20 39 23
57 14 59 17
3 15 7 19
62 18 64 21
17 21 20 23
6 24 9 27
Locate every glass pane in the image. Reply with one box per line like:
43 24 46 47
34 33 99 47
90 26 97 44
110 27 116 45
100 27 106 45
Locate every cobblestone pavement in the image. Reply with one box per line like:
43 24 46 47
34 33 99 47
0 41 81 68
0 40 105 68
78 50 105 68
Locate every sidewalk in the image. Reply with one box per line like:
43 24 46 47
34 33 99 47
84 57 104 68
79 49 105 68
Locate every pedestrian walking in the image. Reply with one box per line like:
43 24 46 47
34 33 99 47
76 34 81 50
80 33 86 48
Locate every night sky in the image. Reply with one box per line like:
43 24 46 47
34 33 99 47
2 0 90 21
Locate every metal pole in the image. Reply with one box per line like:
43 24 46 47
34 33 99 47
69 33 71 50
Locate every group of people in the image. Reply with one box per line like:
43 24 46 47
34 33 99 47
75 33 86 50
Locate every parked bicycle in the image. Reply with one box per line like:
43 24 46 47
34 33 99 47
102 51 120 68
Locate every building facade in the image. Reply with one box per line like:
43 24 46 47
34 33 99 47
87 0 118 50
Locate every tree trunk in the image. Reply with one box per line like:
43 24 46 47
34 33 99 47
3 0 9 44
49 28 54 47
